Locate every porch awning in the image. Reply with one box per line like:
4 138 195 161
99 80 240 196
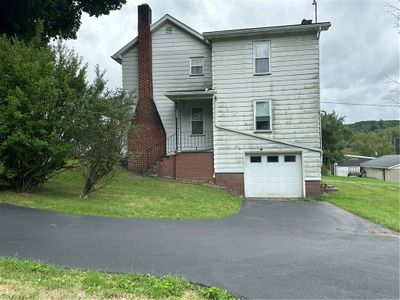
164 89 216 102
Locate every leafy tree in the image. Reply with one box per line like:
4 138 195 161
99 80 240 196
0 0 126 41
72 67 134 198
346 126 400 156
321 111 352 174
0 35 86 191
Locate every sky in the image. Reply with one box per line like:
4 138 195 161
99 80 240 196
65 0 400 124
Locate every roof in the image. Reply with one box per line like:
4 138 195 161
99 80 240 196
165 89 216 102
111 14 207 64
360 155 400 169
203 22 331 40
338 157 372 167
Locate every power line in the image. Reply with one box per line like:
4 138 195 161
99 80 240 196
321 101 399 107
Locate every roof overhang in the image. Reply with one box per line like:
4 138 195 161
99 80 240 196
112 14 208 64
165 90 216 102
203 22 331 41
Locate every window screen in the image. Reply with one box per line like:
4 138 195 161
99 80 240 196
253 42 270 74
190 57 204 75
255 101 271 131
191 108 204 135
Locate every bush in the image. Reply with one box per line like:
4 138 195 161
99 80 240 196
0 36 86 191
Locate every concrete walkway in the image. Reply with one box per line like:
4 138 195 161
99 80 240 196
0 201 398 299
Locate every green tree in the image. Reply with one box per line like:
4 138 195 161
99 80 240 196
321 111 352 174
346 126 400 156
72 67 134 198
0 35 86 191
0 0 126 42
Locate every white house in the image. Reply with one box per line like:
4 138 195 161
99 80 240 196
360 155 400 182
112 4 330 198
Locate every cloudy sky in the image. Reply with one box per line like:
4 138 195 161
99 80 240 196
65 0 399 124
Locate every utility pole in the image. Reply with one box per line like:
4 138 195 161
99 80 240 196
312 0 318 23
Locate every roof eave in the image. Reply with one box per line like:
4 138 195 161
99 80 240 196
203 22 331 40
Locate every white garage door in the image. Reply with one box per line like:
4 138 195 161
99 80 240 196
244 154 303 198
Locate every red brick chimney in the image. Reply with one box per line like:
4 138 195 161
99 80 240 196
128 3 166 173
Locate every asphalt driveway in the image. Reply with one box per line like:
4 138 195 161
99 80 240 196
0 200 398 299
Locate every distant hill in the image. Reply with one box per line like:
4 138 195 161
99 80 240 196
348 120 400 132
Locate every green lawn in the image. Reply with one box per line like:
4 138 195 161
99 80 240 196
0 168 241 220
0 257 234 299
322 176 400 231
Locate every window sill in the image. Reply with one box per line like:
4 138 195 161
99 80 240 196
190 134 205 137
189 74 204 77
253 72 271 76
254 130 272 133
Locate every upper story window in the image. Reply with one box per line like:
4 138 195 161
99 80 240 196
190 57 204 76
254 100 271 131
191 107 204 135
253 41 270 75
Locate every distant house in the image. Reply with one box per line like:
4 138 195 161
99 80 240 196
334 155 375 177
112 4 330 198
360 155 400 182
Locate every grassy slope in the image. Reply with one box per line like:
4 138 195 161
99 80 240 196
0 169 241 220
322 176 400 231
0 257 234 300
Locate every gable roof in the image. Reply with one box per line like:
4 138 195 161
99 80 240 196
111 14 207 64
360 155 400 169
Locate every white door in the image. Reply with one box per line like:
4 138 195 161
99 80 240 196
244 154 303 198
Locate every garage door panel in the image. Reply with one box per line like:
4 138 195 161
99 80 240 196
245 154 303 198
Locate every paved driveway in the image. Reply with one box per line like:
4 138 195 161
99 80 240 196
0 201 398 299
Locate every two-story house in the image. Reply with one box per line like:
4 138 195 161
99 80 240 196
112 4 330 198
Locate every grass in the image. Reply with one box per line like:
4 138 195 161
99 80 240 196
0 168 241 220
0 257 235 300
322 176 400 231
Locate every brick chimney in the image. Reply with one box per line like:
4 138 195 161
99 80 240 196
128 3 166 173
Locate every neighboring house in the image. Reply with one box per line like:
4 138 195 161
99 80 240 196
112 4 330 198
334 155 375 177
360 155 400 182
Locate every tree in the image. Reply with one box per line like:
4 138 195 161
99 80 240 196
0 35 86 191
0 0 126 41
72 67 134 198
321 111 353 174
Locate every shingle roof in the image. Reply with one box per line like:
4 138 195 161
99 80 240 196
339 157 371 167
360 155 400 169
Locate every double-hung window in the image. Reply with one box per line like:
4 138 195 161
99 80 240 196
191 108 204 135
190 57 204 76
253 41 270 74
254 100 271 131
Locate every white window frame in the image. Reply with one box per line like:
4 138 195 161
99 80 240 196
254 100 272 132
189 57 204 76
190 107 205 135
253 41 271 75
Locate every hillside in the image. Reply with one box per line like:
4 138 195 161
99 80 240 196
348 120 400 132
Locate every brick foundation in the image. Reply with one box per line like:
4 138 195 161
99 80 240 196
305 180 322 198
175 152 213 181
214 173 244 196
155 156 175 178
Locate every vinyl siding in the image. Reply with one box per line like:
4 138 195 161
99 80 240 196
212 33 322 179
120 21 212 139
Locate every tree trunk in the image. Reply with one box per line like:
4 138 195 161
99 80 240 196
80 177 95 199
